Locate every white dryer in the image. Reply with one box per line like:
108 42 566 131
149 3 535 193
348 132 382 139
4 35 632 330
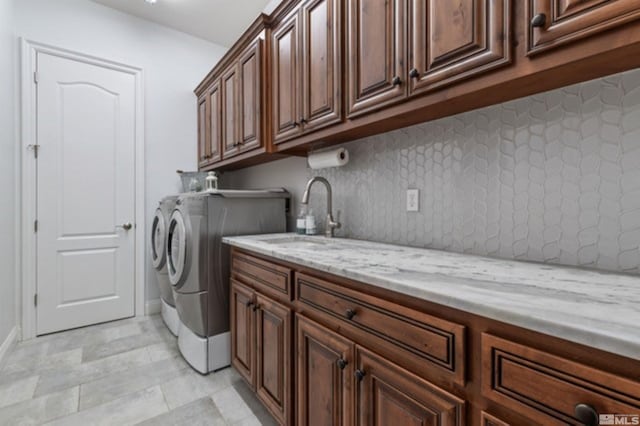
167 189 289 374
151 195 180 336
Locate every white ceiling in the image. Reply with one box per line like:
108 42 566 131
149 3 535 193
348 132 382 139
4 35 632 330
91 0 273 47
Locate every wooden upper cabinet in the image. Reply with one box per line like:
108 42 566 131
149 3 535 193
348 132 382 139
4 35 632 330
301 0 343 132
355 348 466 426
272 12 302 144
527 0 640 54
239 40 263 153
255 293 292 425
222 63 241 158
207 81 222 164
408 0 511 96
296 316 354 426
197 95 210 168
347 0 407 117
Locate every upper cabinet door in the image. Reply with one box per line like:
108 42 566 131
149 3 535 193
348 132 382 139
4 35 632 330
347 0 406 117
408 0 511 96
197 95 210 167
239 40 264 153
221 63 241 158
527 0 640 54
207 80 222 164
272 12 302 144
301 0 343 132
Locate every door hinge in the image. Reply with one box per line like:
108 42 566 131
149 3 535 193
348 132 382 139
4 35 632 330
33 71 38 84
34 220 38 233
27 144 40 159
34 293 38 307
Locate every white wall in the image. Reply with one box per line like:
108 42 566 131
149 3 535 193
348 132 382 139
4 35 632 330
221 156 308 230
0 0 17 346
14 0 227 302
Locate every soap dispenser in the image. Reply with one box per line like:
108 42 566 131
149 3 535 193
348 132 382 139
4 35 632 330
296 205 307 235
305 209 317 235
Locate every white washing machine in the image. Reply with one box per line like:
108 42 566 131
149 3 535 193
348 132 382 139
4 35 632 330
150 195 180 336
166 189 289 374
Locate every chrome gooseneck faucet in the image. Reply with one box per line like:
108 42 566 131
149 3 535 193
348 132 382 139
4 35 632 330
301 177 341 238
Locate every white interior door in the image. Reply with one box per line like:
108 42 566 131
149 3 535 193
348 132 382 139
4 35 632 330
36 51 136 335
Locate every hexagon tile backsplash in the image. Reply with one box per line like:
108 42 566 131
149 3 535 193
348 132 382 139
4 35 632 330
309 68 640 275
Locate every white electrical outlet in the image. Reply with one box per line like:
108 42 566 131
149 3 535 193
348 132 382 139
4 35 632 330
406 189 419 212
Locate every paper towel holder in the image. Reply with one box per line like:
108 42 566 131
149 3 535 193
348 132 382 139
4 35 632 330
308 147 350 170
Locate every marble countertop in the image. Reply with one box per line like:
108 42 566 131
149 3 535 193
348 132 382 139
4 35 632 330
223 233 640 361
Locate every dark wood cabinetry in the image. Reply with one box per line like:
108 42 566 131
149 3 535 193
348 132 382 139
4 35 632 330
221 63 241 158
408 0 511 96
238 40 264 153
272 12 302 144
255 294 292 425
300 0 342 132
482 333 640 425
230 279 256 385
230 257 293 425
347 0 406 117
527 0 640 54
296 315 354 426
196 0 640 170
355 348 465 426
197 95 209 168
229 247 640 426
272 0 343 143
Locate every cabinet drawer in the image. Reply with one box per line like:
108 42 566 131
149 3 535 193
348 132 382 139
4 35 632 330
296 273 466 385
482 333 640 425
232 252 293 300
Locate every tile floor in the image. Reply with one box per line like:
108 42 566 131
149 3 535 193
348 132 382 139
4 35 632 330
0 315 276 425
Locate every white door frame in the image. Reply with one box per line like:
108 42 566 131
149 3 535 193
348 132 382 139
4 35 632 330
20 39 146 340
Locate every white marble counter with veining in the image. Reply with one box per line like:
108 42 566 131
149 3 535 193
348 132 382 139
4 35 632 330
223 233 640 361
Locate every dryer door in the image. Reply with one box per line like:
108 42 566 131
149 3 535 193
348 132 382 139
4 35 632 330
150 208 166 270
167 209 188 287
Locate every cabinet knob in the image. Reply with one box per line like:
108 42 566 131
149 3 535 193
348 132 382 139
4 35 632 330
293 121 300 127
252 304 260 312
409 68 420 79
345 309 356 320
355 369 366 381
300 117 308 124
531 13 546 28
245 301 254 308
392 76 402 86
336 358 348 370
574 403 599 426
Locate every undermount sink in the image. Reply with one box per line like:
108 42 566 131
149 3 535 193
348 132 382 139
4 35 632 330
263 235 331 247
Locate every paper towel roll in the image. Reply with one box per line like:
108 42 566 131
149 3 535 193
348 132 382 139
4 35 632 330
308 148 349 169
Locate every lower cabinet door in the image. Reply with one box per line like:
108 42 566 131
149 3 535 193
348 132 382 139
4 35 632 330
355 347 465 426
256 293 292 425
230 280 256 387
296 315 355 426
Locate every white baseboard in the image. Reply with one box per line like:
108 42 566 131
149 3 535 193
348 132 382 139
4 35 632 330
0 326 19 370
145 299 162 315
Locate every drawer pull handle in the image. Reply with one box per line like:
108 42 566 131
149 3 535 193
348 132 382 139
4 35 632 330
336 358 348 370
531 13 546 28
345 309 356 320
574 403 598 426
355 369 366 381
